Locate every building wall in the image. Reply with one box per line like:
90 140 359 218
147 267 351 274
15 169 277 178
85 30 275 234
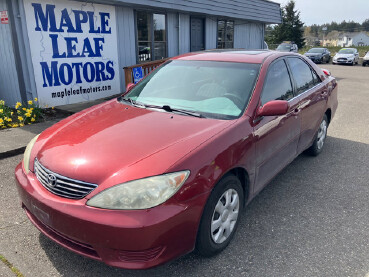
234 21 264 49
205 17 217 49
179 14 190 54
0 0 21 106
112 0 281 24
353 33 369 46
167 13 179 57
2 0 276 106
116 6 137 90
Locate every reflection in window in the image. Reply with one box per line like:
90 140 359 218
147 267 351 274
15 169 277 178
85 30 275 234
287 58 315 95
137 12 167 63
217 20 234 49
261 60 293 105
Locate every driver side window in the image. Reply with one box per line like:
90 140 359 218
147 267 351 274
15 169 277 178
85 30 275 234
260 59 293 105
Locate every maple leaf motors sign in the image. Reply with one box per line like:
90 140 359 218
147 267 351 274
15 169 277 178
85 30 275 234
23 0 120 107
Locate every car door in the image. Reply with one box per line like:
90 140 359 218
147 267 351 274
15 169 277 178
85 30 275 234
286 57 327 154
253 58 301 193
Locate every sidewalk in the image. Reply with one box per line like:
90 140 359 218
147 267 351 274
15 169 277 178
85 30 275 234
0 97 114 160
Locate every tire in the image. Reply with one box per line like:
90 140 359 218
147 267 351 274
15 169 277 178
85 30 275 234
307 114 328 156
196 174 244 257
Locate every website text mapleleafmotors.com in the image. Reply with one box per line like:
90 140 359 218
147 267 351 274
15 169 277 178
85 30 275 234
51 85 112 99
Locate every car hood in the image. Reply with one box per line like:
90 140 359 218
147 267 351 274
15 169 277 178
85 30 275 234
335 53 354 58
33 99 233 185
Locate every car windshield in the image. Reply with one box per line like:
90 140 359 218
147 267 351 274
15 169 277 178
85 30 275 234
123 60 260 119
308 48 324 53
277 44 291 51
338 49 355 54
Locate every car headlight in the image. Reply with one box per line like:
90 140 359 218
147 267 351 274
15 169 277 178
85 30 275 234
86 171 190 210
23 134 39 174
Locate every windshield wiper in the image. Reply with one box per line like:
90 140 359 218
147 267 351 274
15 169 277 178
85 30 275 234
120 98 204 118
141 103 204 118
121 97 145 108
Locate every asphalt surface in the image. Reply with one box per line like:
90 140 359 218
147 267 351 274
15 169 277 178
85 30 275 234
1 64 368 277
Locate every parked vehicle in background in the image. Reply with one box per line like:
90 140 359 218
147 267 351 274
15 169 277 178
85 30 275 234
15 50 338 270
362 51 369 66
332 48 359 65
276 41 298 53
304 48 331 63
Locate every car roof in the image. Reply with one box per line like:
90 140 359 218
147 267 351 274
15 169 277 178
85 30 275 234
171 49 280 64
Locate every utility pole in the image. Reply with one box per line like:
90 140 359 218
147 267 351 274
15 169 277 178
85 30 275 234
322 26 327 46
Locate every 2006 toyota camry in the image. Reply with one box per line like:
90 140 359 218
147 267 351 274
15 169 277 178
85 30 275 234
15 50 338 269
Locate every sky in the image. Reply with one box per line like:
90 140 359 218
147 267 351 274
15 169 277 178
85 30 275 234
270 0 369 26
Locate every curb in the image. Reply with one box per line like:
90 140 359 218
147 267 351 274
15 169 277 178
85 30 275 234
0 147 26 160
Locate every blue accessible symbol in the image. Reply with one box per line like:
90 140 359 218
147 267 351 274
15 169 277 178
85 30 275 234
133 67 144 84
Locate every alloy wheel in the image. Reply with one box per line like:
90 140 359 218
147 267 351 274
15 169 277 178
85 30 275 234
317 119 327 150
211 189 240 244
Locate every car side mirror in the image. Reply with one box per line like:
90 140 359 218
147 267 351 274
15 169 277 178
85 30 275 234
126 83 135 92
257 100 289 117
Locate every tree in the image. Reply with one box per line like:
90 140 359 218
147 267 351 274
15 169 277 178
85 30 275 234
267 0 305 48
362 19 369 31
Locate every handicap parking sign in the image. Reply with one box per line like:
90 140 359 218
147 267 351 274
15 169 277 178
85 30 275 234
133 67 144 84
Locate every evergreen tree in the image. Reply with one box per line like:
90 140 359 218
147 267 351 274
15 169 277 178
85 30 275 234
267 0 305 48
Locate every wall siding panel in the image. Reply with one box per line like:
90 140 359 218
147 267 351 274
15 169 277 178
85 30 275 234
179 14 190 54
112 0 281 24
116 6 137 89
205 17 217 49
234 21 264 49
0 0 21 106
167 13 179 57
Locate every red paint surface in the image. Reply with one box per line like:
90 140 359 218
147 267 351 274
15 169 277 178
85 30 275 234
15 51 338 269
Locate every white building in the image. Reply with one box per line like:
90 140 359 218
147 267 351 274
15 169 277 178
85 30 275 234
337 32 369 47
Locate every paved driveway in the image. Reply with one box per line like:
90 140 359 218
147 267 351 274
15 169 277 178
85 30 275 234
1 64 368 277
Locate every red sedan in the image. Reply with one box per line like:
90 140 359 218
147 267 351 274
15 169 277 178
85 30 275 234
15 50 338 269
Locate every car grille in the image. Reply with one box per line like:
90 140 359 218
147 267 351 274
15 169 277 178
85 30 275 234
34 159 98 199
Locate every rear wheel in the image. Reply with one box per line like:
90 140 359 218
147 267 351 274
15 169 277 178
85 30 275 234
307 114 328 156
196 175 243 256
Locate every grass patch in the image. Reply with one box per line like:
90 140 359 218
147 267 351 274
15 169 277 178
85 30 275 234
0 254 24 277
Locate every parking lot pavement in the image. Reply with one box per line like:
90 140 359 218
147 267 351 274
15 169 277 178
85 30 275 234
1 64 368 277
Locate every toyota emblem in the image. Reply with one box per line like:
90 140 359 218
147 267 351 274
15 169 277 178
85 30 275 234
47 174 57 187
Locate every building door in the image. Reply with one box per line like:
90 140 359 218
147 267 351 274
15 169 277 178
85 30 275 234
190 18 204 52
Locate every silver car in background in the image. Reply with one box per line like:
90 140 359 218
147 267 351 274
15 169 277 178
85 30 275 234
333 48 359 65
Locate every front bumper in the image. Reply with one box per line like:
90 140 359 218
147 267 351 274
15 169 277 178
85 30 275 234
333 59 354 64
306 56 322 63
15 163 209 269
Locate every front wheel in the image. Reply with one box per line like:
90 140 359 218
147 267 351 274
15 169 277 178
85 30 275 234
196 175 244 257
307 114 328 156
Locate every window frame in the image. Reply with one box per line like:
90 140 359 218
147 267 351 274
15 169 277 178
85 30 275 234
216 19 234 49
285 56 323 97
135 10 168 64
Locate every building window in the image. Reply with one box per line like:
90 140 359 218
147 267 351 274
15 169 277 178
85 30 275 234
137 11 167 63
217 20 234 49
